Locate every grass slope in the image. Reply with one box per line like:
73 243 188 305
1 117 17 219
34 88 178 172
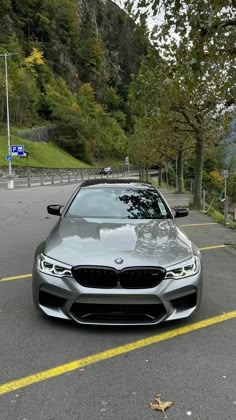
0 135 90 168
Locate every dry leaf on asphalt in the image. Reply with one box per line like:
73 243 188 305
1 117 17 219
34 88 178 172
150 393 174 418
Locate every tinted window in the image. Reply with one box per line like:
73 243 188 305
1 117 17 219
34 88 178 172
66 187 172 219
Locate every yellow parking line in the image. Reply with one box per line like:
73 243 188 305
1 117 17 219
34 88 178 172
0 311 235 396
180 223 218 227
199 245 225 251
0 274 32 282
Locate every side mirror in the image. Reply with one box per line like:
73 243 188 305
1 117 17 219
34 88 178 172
47 205 64 216
174 208 189 218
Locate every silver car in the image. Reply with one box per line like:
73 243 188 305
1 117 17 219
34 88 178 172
32 179 202 326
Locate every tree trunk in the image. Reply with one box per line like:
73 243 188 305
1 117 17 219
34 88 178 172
140 167 145 181
193 136 205 209
139 164 142 181
166 164 169 189
177 149 185 193
159 166 163 187
145 167 149 182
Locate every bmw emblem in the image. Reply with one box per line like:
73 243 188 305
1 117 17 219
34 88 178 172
115 257 123 265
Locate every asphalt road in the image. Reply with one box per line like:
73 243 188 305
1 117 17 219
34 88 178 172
0 183 235 420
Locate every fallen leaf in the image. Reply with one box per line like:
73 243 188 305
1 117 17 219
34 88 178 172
150 394 174 418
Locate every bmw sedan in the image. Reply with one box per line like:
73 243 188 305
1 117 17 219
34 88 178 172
32 179 202 325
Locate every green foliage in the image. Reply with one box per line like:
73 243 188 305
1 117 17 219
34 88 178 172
0 0 148 164
111 110 127 128
207 207 225 224
128 0 236 207
8 0 80 61
207 205 236 230
77 33 105 83
0 135 90 168
103 87 121 110
46 79 127 162
228 173 236 203
129 116 161 168
0 37 40 125
203 170 224 193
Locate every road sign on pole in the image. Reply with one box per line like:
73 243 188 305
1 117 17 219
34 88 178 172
0 53 18 189
6 155 12 161
11 145 18 155
11 145 24 156
20 151 28 158
220 170 229 224
125 156 129 172
17 145 24 155
221 169 228 178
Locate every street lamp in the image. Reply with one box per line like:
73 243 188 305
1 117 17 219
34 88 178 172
0 52 18 189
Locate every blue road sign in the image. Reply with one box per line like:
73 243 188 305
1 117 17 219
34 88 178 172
6 155 12 161
11 145 24 156
125 156 129 164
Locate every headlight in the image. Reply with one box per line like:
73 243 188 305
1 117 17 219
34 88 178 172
165 256 200 279
37 254 72 277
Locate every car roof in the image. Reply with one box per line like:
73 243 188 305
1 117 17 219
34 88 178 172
80 179 154 189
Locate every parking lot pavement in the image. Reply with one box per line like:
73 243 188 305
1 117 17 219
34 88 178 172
0 183 236 420
178 213 236 249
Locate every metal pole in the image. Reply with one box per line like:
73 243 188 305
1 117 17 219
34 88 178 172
224 176 228 224
5 54 14 189
202 189 206 212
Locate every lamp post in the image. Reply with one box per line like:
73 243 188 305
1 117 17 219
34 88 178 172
0 52 18 189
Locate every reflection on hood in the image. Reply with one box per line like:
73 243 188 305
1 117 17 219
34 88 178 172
45 217 193 268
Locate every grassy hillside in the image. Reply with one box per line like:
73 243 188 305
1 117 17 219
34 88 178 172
0 0 146 163
0 134 91 169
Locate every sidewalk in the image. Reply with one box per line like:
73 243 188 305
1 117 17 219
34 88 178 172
158 187 192 208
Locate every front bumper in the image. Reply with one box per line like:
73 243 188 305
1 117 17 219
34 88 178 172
32 265 202 326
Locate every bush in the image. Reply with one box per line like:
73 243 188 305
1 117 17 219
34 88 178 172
228 173 236 203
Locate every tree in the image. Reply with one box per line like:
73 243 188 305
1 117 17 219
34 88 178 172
128 54 195 191
129 116 161 180
46 79 128 162
228 173 236 203
0 37 40 124
127 0 236 208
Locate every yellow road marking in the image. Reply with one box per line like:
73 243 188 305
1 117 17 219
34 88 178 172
0 311 235 396
0 274 32 283
199 245 225 251
180 223 218 227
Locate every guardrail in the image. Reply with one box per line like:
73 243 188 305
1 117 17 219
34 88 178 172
0 171 141 189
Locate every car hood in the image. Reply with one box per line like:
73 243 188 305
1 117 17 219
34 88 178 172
45 217 193 269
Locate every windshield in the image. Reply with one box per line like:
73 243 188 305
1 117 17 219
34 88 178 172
66 187 172 219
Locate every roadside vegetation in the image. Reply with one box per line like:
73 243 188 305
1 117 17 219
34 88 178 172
0 0 149 165
207 207 236 231
0 134 91 168
127 0 236 209
0 0 235 211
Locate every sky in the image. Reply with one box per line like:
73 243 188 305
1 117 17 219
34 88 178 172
112 0 164 30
